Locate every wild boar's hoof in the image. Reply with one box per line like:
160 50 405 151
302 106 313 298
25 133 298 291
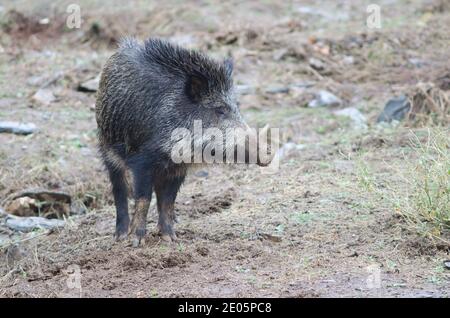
129 222 147 247
160 233 177 243
158 223 177 242
132 236 146 248
114 232 128 242
114 220 130 241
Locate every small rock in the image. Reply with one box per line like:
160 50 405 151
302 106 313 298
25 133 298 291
308 90 342 108
342 55 355 65
0 121 37 135
78 75 100 92
377 96 411 123
308 57 326 71
194 170 209 178
32 88 56 105
444 260 450 270
334 107 367 129
5 215 65 232
264 85 290 95
39 18 50 25
259 233 282 243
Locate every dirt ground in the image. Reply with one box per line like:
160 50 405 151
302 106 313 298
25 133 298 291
0 0 449 297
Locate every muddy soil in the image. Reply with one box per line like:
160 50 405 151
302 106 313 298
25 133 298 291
0 0 449 297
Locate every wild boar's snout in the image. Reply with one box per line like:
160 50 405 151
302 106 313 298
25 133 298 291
232 123 275 166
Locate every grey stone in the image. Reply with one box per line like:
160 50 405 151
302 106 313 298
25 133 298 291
32 88 56 105
377 96 411 123
5 215 65 232
264 85 290 94
236 84 256 96
194 170 209 178
308 57 325 71
444 260 450 270
0 121 37 135
308 90 342 108
78 75 100 92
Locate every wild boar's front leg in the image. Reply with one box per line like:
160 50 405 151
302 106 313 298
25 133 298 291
155 174 185 242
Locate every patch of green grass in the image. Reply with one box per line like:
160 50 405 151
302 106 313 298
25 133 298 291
275 224 285 235
314 125 328 135
149 289 159 298
292 211 316 224
356 158 376 192
235 265 250 273
395 129 450 242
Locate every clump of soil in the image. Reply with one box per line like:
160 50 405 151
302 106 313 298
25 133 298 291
178 190 234 218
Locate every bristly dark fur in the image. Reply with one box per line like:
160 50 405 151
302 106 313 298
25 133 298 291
120 37 233 93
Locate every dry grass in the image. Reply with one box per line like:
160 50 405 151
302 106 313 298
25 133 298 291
406 83 450 127
398 129 450 242
364 128 450 245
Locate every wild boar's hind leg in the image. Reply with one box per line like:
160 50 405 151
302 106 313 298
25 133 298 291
104 157 129 241
155 174 185 242
128 158 154 247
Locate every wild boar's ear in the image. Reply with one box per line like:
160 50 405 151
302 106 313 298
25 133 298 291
224 58 233 77
186 74 208 102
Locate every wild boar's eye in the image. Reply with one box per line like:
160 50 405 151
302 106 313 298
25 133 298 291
215 108 226 116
